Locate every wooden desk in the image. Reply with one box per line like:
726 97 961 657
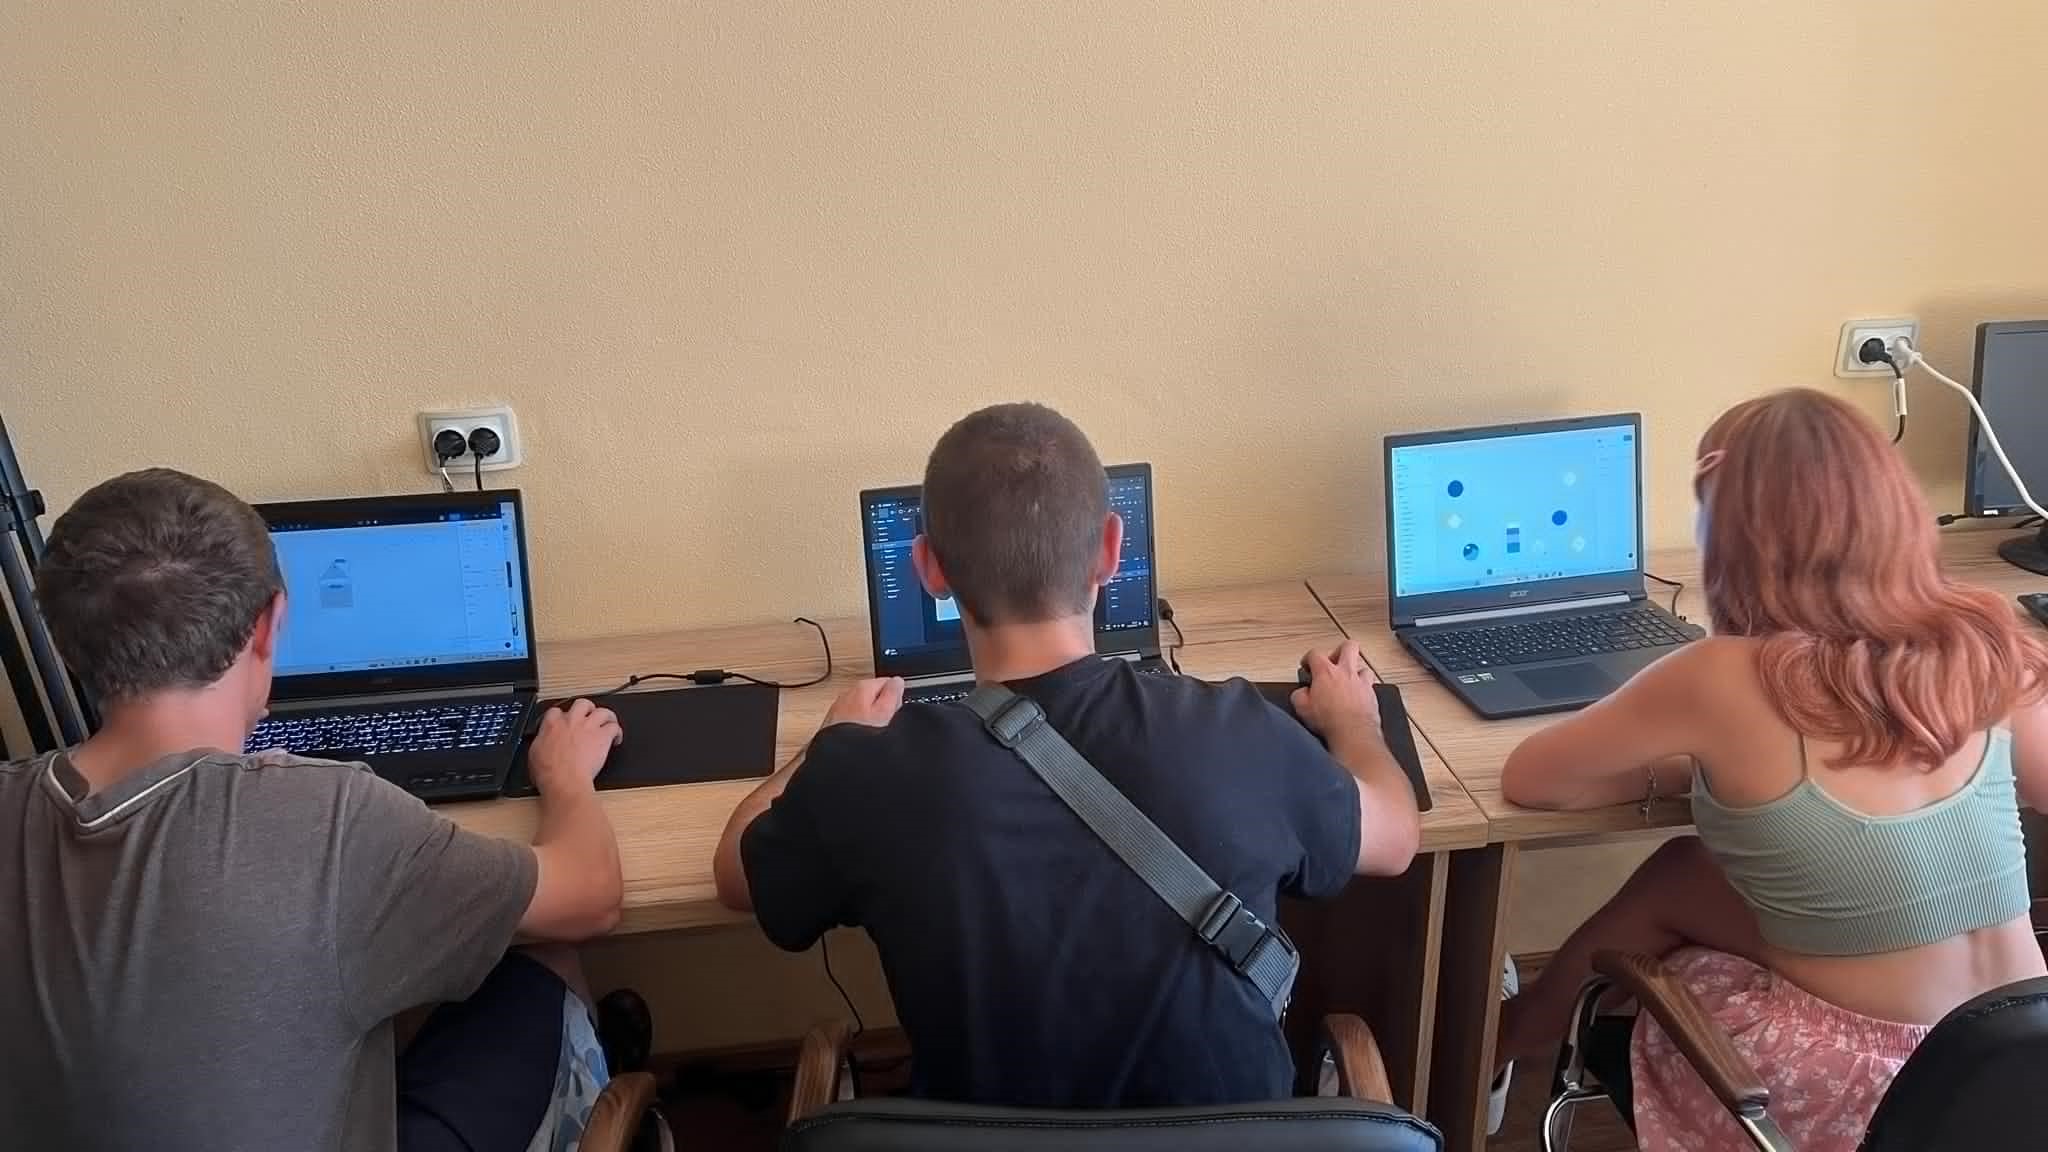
1308 525 2048 1148
1310 553 1704 842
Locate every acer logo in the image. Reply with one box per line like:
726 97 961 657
1507 589 1530 599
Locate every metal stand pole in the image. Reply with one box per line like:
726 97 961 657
0 415 91 749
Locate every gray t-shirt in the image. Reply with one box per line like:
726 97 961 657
0 748 538 1151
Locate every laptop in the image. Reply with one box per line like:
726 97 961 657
859 462 1171 704
245 490 540 801
1384 413 1702 719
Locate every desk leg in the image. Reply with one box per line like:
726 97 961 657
1428 842 1518 1152
1281 851 1448 1113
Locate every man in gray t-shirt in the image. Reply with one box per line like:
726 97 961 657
0 469 627 1152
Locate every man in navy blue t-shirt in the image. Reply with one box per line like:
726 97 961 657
714 403 1421 1107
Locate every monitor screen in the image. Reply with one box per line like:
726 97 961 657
269 499 530 678
1099 468 1157 635
1969 324 2048 516
863 466 1157 670
1389 422 1639 600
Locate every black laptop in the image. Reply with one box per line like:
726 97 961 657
1384 413 1702 719
859 462 1170 704
245 490 540 801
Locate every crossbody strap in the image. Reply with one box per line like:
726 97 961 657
965 683 1297 1019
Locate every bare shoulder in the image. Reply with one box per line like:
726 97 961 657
1647 634 1760 698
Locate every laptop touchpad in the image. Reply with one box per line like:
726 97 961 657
1515 662 1617 701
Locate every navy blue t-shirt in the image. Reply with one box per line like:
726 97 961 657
740 656 1362 1108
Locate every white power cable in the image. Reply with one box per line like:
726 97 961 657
1892 336 2048 522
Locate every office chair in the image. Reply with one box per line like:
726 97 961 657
578 1071 672 1152
1541 939 2048 1150
778 1014 1441 1151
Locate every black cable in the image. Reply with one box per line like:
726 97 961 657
1644 571 1684 617
598 616 833 696
1157 597 1184 674
1891 411 1906 445
821 933 865 1096
473 453 485 492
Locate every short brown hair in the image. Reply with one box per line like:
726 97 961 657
36 469 283 704
922 403 1108 624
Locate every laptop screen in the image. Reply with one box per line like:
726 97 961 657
268 497 531 679
862 464 1158 677
1388 418 1640 600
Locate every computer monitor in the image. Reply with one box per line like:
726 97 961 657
258 490 538 698
1384 413 1644 619
860 463 1159 679
1965 322 2048 518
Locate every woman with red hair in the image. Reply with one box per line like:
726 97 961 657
1496 388 2048 1149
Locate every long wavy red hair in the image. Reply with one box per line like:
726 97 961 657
1697 388 2048 768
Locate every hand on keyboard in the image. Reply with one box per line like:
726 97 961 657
824 677 906 729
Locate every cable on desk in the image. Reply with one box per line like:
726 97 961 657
597 616 833 696
1644 572 1685 619
1157 597 1184 674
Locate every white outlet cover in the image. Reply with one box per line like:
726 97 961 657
1835 317 1919 377
418 406 523 474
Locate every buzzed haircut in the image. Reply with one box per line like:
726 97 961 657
36 468 283 704
922 403 1109 625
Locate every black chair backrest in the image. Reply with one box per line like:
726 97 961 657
1860 975 2048 1151
781 1098 1442 1152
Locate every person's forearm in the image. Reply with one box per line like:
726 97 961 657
713 752 804 912
533 784 623 931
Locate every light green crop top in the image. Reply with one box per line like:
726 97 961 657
1690 728 2030 957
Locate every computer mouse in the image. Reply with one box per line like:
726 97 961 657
1297 660 1312 688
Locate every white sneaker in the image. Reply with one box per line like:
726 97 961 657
1488 955 1520 1136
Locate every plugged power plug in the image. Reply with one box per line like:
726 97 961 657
433 428 468 463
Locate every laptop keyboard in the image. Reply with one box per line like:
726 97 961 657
247 700 524 759
905 661 1172 705
1417 607 1700 672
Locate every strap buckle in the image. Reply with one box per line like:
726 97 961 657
984 693 1043 749
1197 892 1293 975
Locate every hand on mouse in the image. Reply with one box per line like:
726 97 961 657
528 698 623 793
1291 641 1381 745
824 677 906 729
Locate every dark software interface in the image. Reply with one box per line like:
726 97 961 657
1970 325 2048 515
1390 424 1638 600
270 501 530 677
867 470 1156 662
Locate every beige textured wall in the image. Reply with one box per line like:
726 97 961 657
7 2 2047 1048
8 2 2046 643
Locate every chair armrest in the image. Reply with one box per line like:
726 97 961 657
1593 951 1767 1116
580 1071 658 1152
1322 1013 1394 1103
789 1020 856 1124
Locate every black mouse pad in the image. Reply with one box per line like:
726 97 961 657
503 683 779 796
1252 680 1434 813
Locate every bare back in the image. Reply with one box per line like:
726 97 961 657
1686 636 2045 1025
